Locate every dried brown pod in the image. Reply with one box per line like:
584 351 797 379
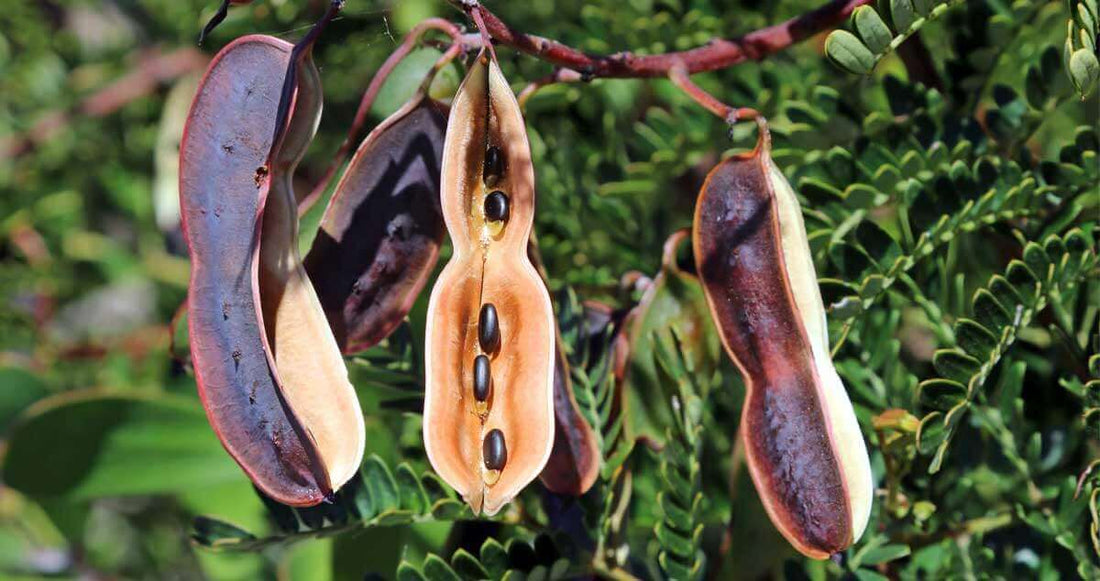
692 120 872 558
304 95 447 353
424 50 555 515
180 35 363 507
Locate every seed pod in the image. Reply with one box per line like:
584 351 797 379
692 120 872 559
424 50 555 515
304 95 447 353
180 35 364 507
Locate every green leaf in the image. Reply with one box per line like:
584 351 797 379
191 516 257 548
1022 243 1052 282
854 569 890 581
0 367 48 430
448 550 489 581
912 0 936 16
362 455 400 519
826 30 876 75
917 412 946 454
860 543 912 565
422 554 461 581
891 0 917 32
932 350 982 386
955 319 999 360
397 562 428 581
854 6 893 54
972 289 1012 330
1068 48 1100 97
844 183 881 209
3 391 241 498
480 538 510 578
919 379 968 410
395 463 429 514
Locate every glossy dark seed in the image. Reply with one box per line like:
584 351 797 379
478 303 500 353
483 429 507 470
484 191 509 223
474 354 492 402
484 146 503 186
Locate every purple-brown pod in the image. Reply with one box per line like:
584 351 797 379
180 35 364 507
304 95 447 353
692 120 872 559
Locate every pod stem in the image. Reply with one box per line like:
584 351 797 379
466 3 498 64
269 0 345 159
298 17 465 215
667 64 759 130
197 0 232 46
517 68 583 111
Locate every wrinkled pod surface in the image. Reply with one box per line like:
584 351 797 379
180 35 364 507
692 120 872 558
305 95 447 353
424 51 555 515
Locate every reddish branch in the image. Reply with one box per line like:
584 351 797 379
452 0 872 78
668 65 758 124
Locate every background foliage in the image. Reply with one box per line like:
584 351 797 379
0 0 1097 579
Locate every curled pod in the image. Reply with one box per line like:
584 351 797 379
692 120 872 558
304 95 447 353
424 51 555 515
180 35 364 507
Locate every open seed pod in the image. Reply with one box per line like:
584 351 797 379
424 50 555 515
180 35 364 507
692 119 872 558
304 95 447 353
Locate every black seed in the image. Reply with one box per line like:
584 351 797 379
479 303 500 353
483 429 507 470
484 146 503 186
474 354 492 402
484 191 509 223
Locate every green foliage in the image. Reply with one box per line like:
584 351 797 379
1065 0 1100 96
826 0 965 75
651 332 707 581
397 535 572 581
191 455 470 552
916 228 1098 472
555 287 633 476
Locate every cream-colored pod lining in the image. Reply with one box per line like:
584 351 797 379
257 55 366 493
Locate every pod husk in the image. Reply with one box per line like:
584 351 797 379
692 122 872 558
304 95 447 353
423 51 555 515
180 35 364 507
